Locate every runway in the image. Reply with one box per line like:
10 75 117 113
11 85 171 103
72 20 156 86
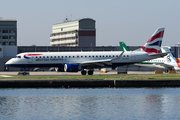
0 71 155 76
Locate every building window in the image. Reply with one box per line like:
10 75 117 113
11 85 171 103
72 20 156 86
3 30 8 33
3 36 8 39
61 28 63 31
9 30 15 33
9 42 15 45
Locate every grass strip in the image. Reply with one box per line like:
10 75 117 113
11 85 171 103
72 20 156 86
0 74 179 80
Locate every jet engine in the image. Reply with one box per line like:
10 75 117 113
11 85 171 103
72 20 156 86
64 64 80 72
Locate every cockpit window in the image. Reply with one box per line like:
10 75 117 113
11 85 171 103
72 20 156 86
14 56 21 58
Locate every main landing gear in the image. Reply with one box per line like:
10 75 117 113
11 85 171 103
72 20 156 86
81 69 94 75
18 68 29 76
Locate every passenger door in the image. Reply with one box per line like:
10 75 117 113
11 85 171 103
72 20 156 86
131 52 136 61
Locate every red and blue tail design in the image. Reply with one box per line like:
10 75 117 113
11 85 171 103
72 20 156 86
142 28 165 53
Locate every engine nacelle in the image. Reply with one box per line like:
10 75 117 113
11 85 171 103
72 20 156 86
55 67 64 72
64 64 80 72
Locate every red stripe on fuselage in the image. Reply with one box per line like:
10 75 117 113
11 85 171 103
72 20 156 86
24 54 43 56
142 46 160 53
146 31 164 43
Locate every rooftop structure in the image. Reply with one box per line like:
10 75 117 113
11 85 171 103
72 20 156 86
50 18 96 47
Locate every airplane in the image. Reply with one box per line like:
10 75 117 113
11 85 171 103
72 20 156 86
119 41 180 72
5 27 168 75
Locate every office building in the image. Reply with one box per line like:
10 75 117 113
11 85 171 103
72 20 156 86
50 18 96 47
0 19 17 46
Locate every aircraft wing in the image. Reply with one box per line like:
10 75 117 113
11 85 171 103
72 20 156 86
80 52 124 67
153 63 174 68
135 62 174 69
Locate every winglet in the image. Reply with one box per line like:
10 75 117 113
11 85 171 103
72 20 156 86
112 51 124 61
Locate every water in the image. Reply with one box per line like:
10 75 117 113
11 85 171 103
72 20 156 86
0 88 180 120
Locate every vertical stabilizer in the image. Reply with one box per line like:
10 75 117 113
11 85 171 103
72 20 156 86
119 42 130 51
142 28 165 53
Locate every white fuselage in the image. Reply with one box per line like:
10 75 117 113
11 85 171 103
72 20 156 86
136 57 180 71
5 51 161 70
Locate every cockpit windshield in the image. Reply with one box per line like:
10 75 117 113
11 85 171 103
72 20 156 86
14 56 21 58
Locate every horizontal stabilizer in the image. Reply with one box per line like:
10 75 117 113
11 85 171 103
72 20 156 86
148 52 170 57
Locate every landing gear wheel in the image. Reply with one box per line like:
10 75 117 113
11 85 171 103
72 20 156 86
88 70 94 75
23 72 26 76
81 70 87 75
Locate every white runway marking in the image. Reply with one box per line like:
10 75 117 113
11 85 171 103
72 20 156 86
0 75 13 77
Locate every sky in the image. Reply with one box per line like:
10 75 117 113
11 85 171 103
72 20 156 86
1 0 180 47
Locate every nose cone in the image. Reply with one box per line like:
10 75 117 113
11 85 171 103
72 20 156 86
5 59 13 66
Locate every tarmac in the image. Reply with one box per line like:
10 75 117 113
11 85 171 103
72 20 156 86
0 71 155 76
0 71 179 88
